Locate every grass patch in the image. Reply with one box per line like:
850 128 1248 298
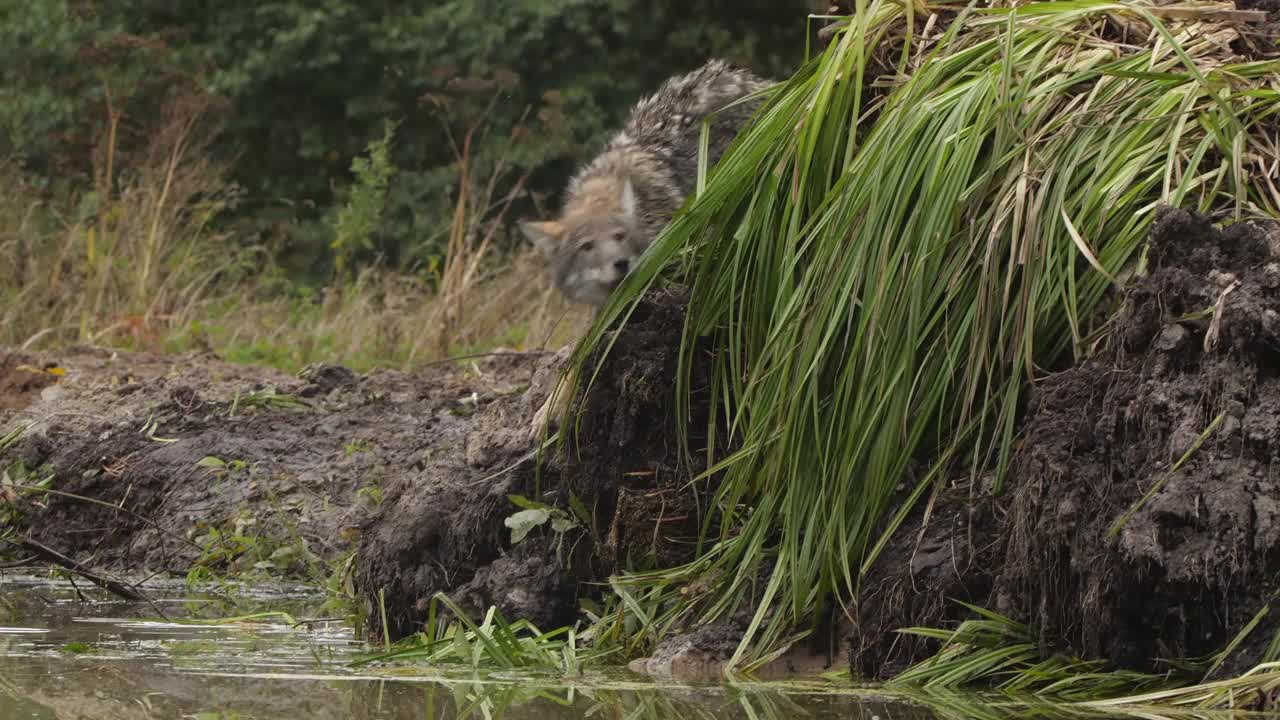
893 602 1280 714
355 593 618 673
0 100 590 373
564 0 1280 670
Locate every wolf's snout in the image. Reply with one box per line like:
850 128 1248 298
613 258 631 274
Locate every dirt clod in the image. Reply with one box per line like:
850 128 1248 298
853 208 1280 678
352 288 720 641
999 209 1280 673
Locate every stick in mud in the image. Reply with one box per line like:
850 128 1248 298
9 536 166 616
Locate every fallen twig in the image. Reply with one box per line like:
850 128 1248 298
9 536 167 617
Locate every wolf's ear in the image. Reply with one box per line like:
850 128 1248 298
619 177 636 221
520 220 564 258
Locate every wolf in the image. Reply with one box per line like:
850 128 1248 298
520 59 771 306
522 59 770 443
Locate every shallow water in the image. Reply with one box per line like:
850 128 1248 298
0 572 1105 720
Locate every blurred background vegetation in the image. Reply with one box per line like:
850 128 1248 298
0 0 815 368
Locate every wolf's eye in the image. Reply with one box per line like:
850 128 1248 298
611 230 626 242
578 241 594 253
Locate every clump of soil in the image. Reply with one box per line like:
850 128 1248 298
353 288 722 641
852 208 1280 678
999 208 1280 673
849 487 1000 678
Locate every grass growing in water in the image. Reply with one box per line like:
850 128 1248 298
354 593 618 673
563 0 1280 669
892 602 1280 714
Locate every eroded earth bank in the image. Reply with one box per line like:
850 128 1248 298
3 208 1280 680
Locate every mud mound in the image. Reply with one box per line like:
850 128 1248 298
998 208 1280 672
852 208 1280 678
0 345 558 582
354 289 722 641
552 289 720 570
348 347 568 639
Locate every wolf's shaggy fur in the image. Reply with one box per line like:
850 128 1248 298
521 59 771 306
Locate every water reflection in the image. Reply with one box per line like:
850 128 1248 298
0 573 1048 720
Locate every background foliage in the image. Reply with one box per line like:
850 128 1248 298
2 0 814 282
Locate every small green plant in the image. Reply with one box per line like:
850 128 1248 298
503 495 589 562
190 525 254 569
504 495 577 543
226 387 313 416
332 122 398 279
317 551 359 618
0 422 28 452
195 456 250 481
355 483 383 508
166 639 220 657
1 459 54 541
353 593 617 673
343 438 373 457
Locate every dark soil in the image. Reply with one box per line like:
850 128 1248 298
852 208 1280 679
999 209 1280 674
1235 0 1280 58
353 288 723 640
0 288 721 650
849 488 1001 678
0 345 560 582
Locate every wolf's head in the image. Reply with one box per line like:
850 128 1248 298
520 176 645 307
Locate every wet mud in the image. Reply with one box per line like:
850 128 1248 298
0 289 717 651
853 208 1280 678
353 288 722 640
0 345 560 582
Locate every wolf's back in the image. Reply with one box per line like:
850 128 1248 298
608 60 771 196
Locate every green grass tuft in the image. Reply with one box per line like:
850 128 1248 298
565 0 1280 668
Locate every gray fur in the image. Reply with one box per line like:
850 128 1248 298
522 59 771 306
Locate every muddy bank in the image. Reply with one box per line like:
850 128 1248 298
9 208 1280 683
0 344 560 582
0 288 721 649
353 289 723 640
853 208 1280 678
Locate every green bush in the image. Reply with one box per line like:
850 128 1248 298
4 0 814 281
